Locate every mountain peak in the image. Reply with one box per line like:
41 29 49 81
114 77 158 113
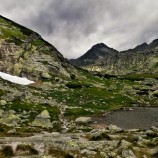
91 43 108 49
70 43 118 66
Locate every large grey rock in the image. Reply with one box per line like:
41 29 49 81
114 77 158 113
0 99 7 105
37 110 51 119
75 117 92 124
32 110 53 128
32 118 53 128
108 124 123 133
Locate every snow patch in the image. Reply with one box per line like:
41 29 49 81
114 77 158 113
0 72 35 85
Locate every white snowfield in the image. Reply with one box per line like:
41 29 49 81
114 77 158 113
0 72 35 85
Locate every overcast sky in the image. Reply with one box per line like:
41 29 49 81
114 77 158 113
0 0 158 59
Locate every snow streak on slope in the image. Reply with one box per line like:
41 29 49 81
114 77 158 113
0 72 35 85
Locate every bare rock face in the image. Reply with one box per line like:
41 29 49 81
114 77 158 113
0 15 78 81
70 41 158 76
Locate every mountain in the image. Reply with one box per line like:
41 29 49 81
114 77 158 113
0 15 158 157
70 40 158 76
70 43 118 66
0 15 77 81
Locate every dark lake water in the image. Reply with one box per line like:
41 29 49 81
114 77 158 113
92 107 158 130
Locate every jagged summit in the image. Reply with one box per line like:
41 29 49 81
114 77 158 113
0 15 77 81
70 42 118 66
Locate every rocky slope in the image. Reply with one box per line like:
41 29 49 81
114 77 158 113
0 15 78 81
0 125 158 158
70 40 158 76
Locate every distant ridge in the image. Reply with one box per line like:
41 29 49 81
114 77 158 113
70 38 158 75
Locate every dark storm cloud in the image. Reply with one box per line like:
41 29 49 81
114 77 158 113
0 0 158 58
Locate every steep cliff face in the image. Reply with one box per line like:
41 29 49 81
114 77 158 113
70 40 158 75
0 16 77 81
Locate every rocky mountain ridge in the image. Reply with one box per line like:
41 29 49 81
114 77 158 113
0 15 78 81
70 39 158 76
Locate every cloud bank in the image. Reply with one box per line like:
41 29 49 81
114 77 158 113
0 0 158 58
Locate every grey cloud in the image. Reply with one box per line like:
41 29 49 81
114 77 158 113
0 0 158 58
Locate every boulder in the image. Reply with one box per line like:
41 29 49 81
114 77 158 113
37 110 51 119
0 100 7 105
108 124 123 133
75 117 92 124
32 118 53 128
42 72 51 79
32 110 53 128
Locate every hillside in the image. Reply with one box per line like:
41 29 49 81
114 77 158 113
0 15 78 81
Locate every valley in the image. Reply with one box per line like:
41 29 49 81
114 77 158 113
0 15 158 158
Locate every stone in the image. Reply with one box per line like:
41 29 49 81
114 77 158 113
37 110 51 119
108 152 117 157
119 140 132 149
81 149 97 155
9 110 16 114
122 149 137 158
42 72 52 79
0 100 7 105
150 126 158 133
100 152 108 158
75 117 92 124
32 118 53 128
0 109 4 117
1 94 15 102
7 128 17 134
108 124 123 133
32 110 53 128
0 114 21 126
145 130 158 137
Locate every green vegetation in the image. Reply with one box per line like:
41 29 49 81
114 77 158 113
64 108 95 118
65 81 91 88
32 39 44 46
120 73 158 81
3 101 60 122
0 27 26 39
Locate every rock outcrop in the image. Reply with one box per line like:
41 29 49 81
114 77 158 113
31 110 53 128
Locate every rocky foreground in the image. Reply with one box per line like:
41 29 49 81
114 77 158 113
0 125 157 158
